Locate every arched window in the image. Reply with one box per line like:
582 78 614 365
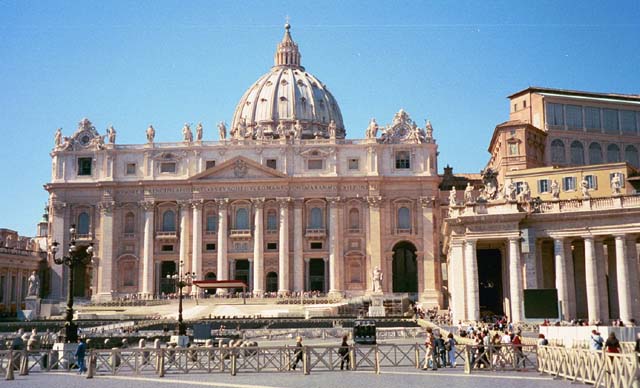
570 141 584 165
124 212 135 234
349 208 360 230
397 207 411 230
77 212 90 235
607 144 621 163
625 145 639 168
551 139 566 164
235 208 249 229
266 210 278 231
589 142 603 164
162 210 176 232
206 213 218 232
309 207 323 228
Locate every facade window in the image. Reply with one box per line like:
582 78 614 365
205 243 216 251
523 100 527 108
513 103 517 112
77 157 92 176
550 139 566 164
397 207 411 230
603 109 619 133
621 110 637 134
161 244 174 252
310 242 323 250
160 162 176 173
566 105 583 130
266 210 278 231
584 175 597 189
266 159 277 169
307 159 323 170
162 210 176 232
348 208 360 230
309 207 323 228
348 158 359 170
508 142 518 156
395 151 411 169
205 160 216 169
235 208 249 229
562 176 576 191
546 103 564 126
125 163 136 175
607 144 621 163
206 214 218 232
570 141 585 165
537 179 550 194
266 242 278 250
124 212 135 234
589 142 603 164
77 212 90 235
625 145 639 168
585 107 601 131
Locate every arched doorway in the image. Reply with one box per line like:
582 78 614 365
72 245 93 298
266 272 278 293
160 261 177 295
204 272 216 295
477 249 504 316
392 241 418 293
309 259 325 292
234 260 250 293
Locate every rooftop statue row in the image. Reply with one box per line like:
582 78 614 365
53 110 435 150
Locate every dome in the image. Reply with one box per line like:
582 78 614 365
231 24 345 140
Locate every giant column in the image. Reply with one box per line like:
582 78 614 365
50 201 67 300
293 199 304 292
464 239 479 321
419 196 439 305
508 237 524 323
191 200 203 295
328 197 341 296
366 196 383 293
277 197 291 294
216 199 229 292
614 235 632 322
252 198 265 296
448 240 465 322
178 201 190 271
554 237 570 320
626 237 640 319
140 200 155 297
96 200 115 301
583 236 602 323
594 239 610 320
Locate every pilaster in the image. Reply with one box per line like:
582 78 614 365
191 200 203 295
292 199 304 292
252 198 265 296
277 197 291 294
96 200 115 301
328 196 341 296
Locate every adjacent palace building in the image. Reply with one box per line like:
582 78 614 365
30 24 640 324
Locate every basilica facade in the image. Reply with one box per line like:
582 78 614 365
45 25 442 305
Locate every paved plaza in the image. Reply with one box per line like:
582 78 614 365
6 369 576 388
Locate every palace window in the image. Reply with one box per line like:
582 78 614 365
206 214 218 232
551 139 566 164
77 212 90 235
160 162 176 173
570 141 585 165
566 105 583 130
395 151 411 169
603 109 619 133
348 208 360 230
607 144 621 163
621 110 638 134
546 103 564 126
77 157 92 176
309 207 323 228
205 160 216 169
625 145 639 168
397 207 411 230
124 212 135 234
266 242 278 251
537 179 550 194
310 242 323 250
162 210 176 232
584 175 597 190
508 142 518 156
348 158 359 170
589 142 603 164
161 244 174 252
562 176 576 191
585 107 601 131
205 243 216 251
235 208 249 230
266 159 277 169
266 210 278 231
308 159 323 170
125 163 136 175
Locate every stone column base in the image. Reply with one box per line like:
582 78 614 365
93 292 115 303
420 289 441 308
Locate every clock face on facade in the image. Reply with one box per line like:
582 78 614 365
78 131 92 146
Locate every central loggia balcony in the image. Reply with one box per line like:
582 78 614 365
305 228 326 239
155 230 178 239
229 229 252 239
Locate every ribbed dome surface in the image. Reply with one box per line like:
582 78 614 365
230 24 345 140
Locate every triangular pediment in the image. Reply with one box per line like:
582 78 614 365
191 156 287 180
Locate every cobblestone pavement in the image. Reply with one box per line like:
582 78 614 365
6 369 574 388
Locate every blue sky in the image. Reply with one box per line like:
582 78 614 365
1 1 639 236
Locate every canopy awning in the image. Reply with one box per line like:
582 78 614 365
192 280 248 289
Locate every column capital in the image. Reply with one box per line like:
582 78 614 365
251 197 266 209
327 196 341 206
52 201 67 212
276 197 292 207
508 236 521 243
418 196 436 208
177 199 191 210
366 195 383 208
98 201 115 214
293 198 305 208
465 238 478 246
215 198 229 209
190 199 204 210
304 257 311 263
581 235 595 242
613 234 627 241
139 200 155 212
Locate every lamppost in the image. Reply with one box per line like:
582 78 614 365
166 260 195 336
49 224 94 343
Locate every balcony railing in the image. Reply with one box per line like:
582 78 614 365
347 227 361 234
123 232 135 239
305 228 326 239
76 234 93 241
204 230 217 236
155 231 177 239
396 228 412 235
265 229 278 235
230 229 252 239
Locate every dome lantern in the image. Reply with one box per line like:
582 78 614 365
274 23 302 69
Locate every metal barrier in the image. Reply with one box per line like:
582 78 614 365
538 345 639 388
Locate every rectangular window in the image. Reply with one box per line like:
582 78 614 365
584 175 597 189
266 242 278 250
562 176 576 191
77 157 92 176
565 105 583 130
160 162 176 173
513 103 518 112
537 179 550 194
584 107 601 131
395 151 411 169
523 100 527 108
205 160 216 169
266 159 277 169
546 103 564 126
125 163 136 175
307 159 323 170
310 242 323 250
205 243 216 251
508 143 518 156
348 158 359 170
161 244 174 252
603 109 619 133
206 215 218 232
621 110 637 134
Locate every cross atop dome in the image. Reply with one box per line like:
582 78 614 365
274 22 303 69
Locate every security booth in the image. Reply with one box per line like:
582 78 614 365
353 319 377 345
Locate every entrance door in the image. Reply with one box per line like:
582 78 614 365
266 272 278 293
392 242 418 293
309 258 325 293
477 249 504 316
234 260 250 292
160 261 177 295
204 272 216 295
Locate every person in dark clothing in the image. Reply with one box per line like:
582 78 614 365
291 336 303 370
338 335 350 370
604 332 621 354
434 334 447 367
75 338 87 374
635 333 640 353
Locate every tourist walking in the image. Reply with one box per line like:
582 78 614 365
291 336 303 370
590 330 604 351
338 335 350 370
446 333 457 367
75 338 87 374
422 327 437 370
435 333 447 367
604 332 621 354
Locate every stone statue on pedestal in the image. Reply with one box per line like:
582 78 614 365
464 182 474 203
182 123 193 142
217 121 227 140
611 173 621 195
196 122 203 141
27 271 39 297
551 179 560 199
449 186 457 206
372 266 383 293
107 126 116 144
54 128 62 148
581 178 590 198
366 118 379 139
146 125 155 143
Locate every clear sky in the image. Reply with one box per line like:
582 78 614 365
1 0 639 236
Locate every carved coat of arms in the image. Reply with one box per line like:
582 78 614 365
233 160 249 177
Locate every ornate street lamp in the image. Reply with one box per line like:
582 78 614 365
166 260 195 336
49 224 94 343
